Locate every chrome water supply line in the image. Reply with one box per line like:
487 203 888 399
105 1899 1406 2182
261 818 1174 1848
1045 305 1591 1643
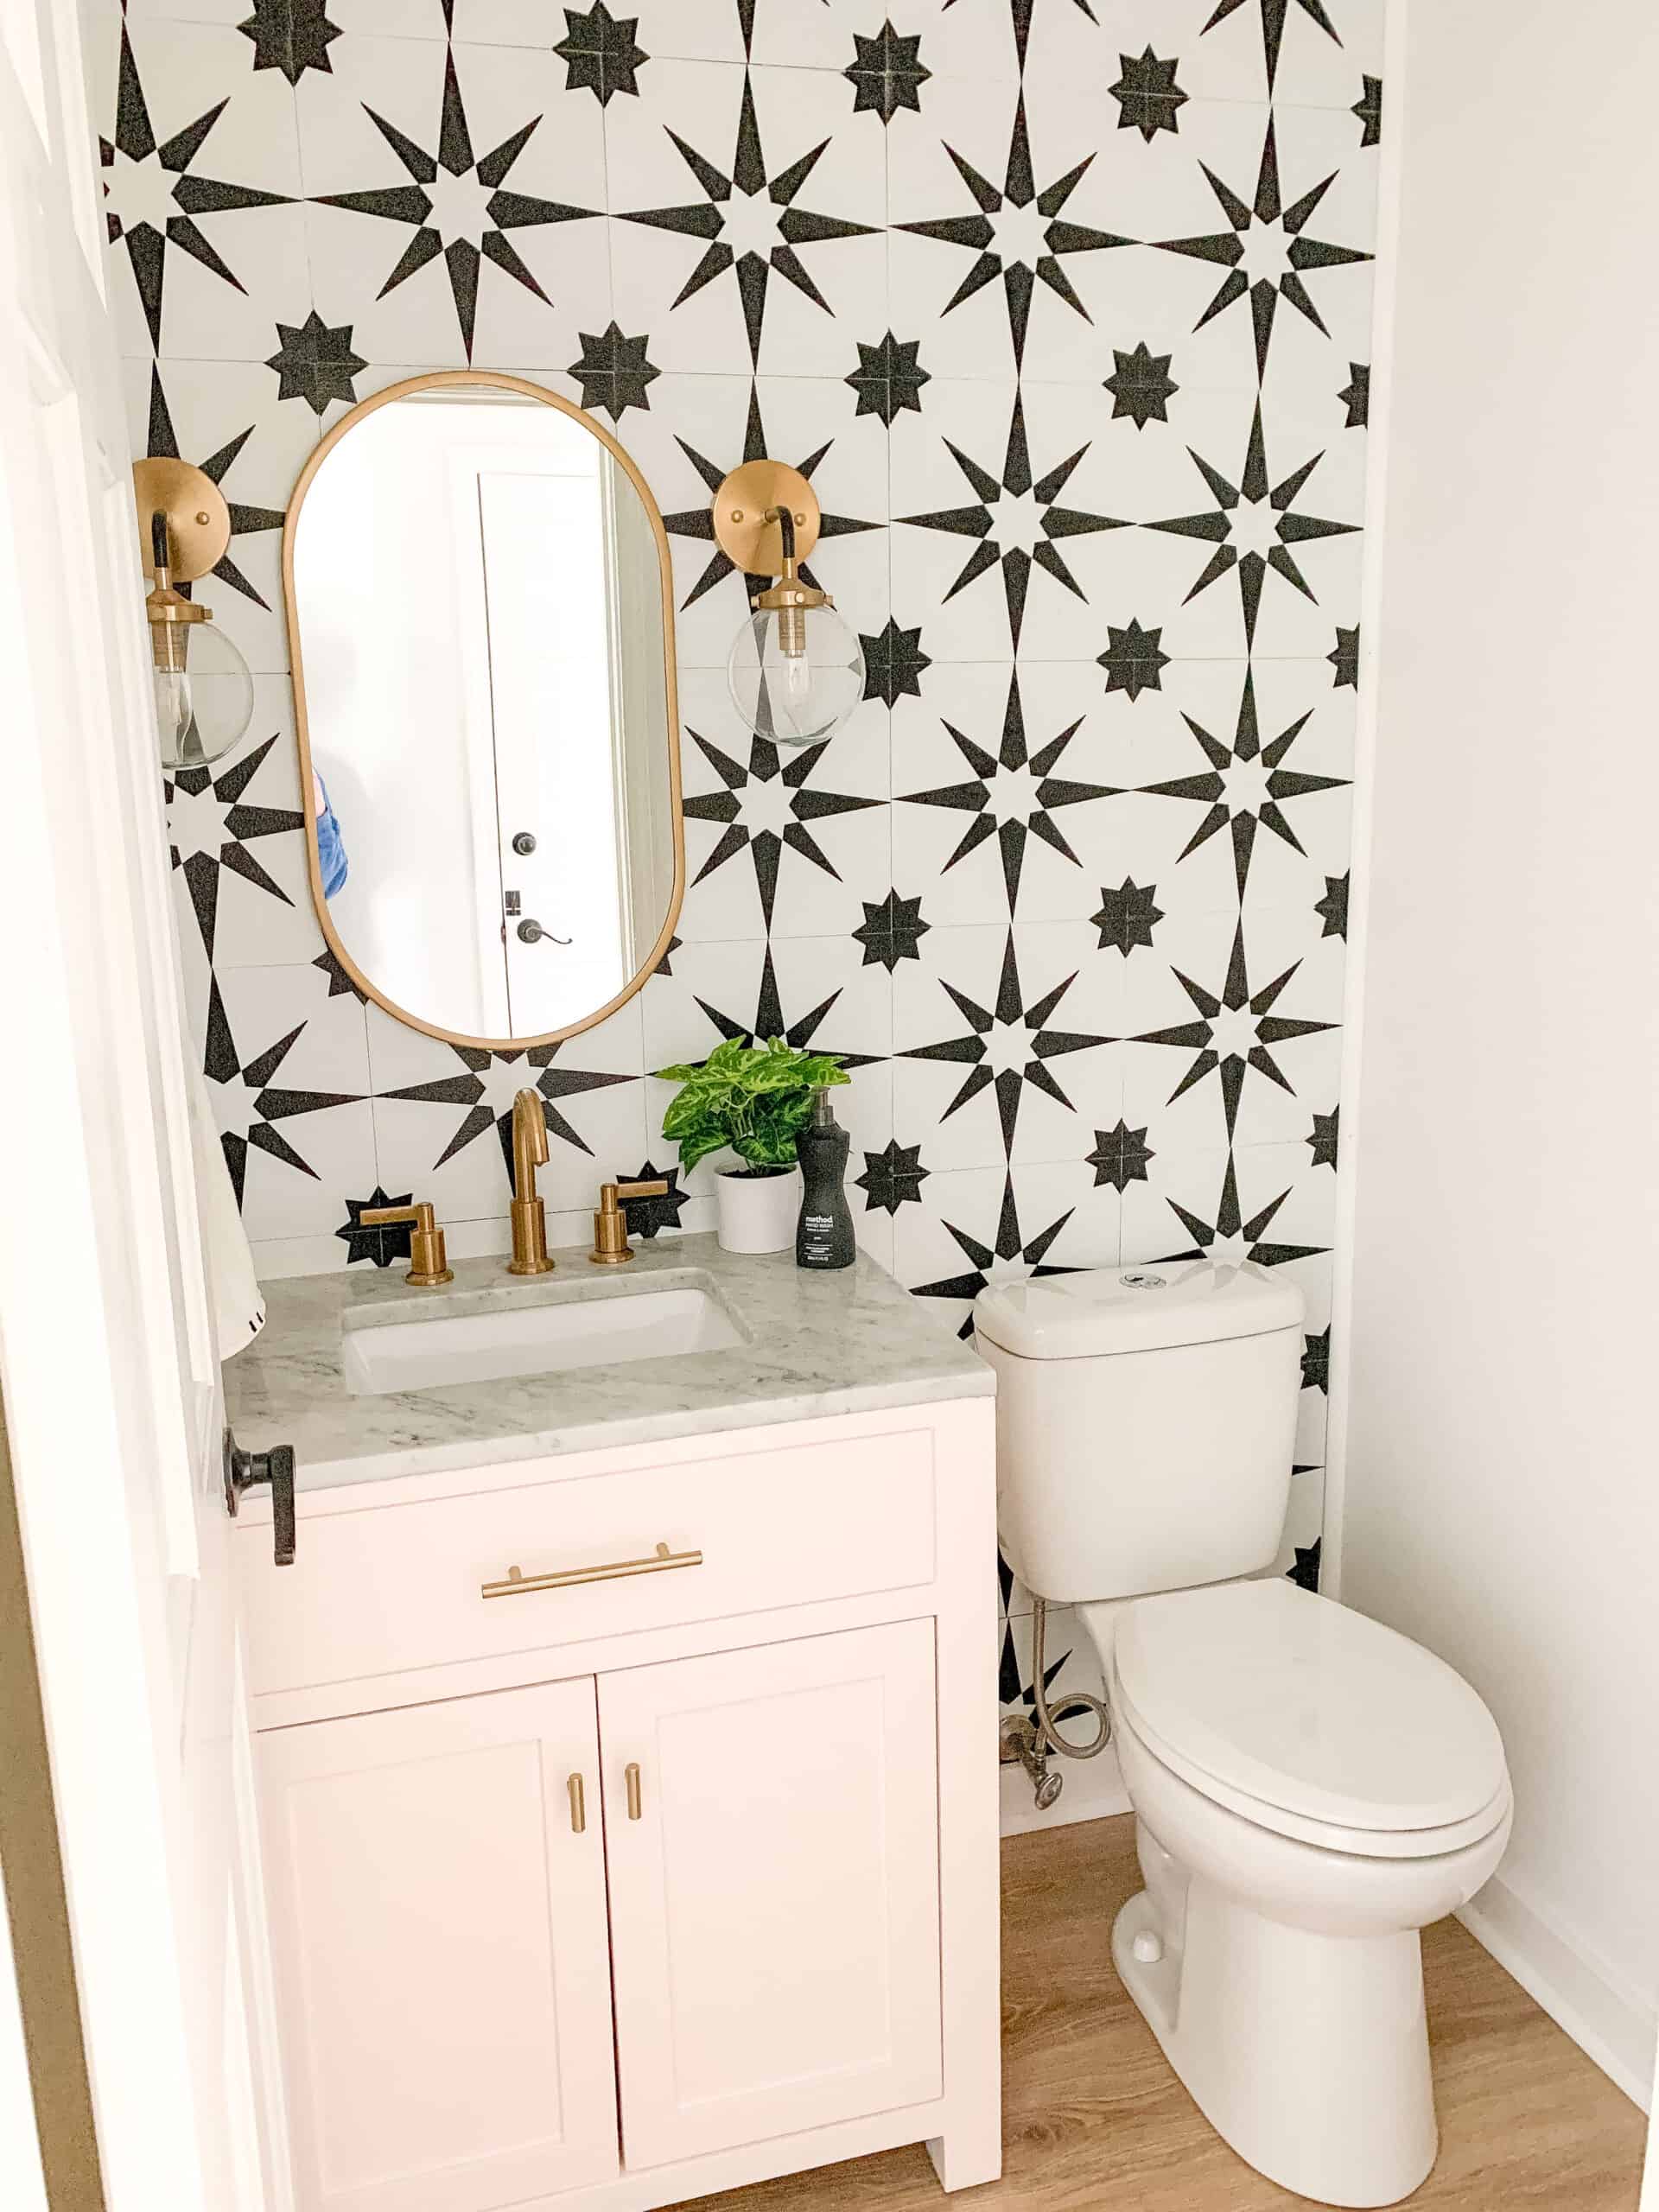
1000 1595 1113 1808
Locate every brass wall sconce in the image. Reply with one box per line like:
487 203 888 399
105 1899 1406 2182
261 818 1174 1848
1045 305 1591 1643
712 461 866 747
133 456 254 770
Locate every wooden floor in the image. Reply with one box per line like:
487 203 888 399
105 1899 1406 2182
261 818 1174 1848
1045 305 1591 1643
692 1815 1647 2212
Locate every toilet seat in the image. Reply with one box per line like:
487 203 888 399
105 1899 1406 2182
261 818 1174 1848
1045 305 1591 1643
1097 1580 1511 1862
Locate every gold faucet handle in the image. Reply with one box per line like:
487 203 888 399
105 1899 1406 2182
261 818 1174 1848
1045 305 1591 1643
359 1201 454 1288
590 1180 670 1266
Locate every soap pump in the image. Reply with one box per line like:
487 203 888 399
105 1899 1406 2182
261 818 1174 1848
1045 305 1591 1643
795 1087 855 1270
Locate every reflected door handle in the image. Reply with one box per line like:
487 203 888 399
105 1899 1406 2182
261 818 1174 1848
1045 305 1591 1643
517 918 572 946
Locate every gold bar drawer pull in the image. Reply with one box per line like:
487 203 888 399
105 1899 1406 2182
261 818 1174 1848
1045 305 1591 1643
480 1541 703 1602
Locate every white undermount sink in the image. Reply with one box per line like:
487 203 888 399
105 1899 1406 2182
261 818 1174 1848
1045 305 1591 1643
341 1279 745 1396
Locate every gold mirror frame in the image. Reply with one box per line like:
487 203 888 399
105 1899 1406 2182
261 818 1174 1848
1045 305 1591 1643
281 370 685 1053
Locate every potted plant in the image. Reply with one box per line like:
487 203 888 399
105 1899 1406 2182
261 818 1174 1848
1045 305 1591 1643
654 1036 849 1255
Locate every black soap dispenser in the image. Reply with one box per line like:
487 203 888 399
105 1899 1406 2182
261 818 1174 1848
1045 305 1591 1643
795 1087 855 1270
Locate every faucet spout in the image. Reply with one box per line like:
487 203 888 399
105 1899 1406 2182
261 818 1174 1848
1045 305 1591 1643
507 1090 554 1275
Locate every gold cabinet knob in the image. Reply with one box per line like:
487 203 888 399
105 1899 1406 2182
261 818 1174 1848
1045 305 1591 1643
567 1773 586 1834
625 1762 643 1821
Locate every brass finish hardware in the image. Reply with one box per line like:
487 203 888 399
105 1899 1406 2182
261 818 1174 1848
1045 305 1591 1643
588 1179 669 1266
711 461 822 576
480 1540 702 1602
567 1773 586 1834
507 1090 555 1276
625 1763 643 1821
133 457 232 585
359 1201 454 1287
283 370 686 1056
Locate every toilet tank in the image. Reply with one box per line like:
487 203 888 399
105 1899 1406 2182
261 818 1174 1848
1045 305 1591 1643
975 1261 1305 1605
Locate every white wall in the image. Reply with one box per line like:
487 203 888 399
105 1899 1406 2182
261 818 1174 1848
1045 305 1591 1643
1338 0 1659 2107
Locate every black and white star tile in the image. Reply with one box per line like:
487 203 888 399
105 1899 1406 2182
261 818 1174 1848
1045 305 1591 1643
1119 896 1344 1153
1118 658 1355 912
893 920 1118 1173
95 15 311 361
203 963 375 1243
607 60 886 376
166 704 320 969
298 31 611 367
888 76 1135 381
891 664 1135 927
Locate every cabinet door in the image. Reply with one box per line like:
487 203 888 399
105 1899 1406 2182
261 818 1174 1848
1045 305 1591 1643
257 1677 618 2212
601 1620 943 2169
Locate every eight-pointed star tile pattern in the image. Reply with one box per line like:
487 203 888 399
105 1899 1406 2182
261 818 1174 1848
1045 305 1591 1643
682 725 881 933
899 390 1129 652
556 5 651 107
102 24 293 353
1138 665 1350 900
618 70 878 367
897 668 1122 916
168 734 304 960
117 0 1377 1622
1144 400 1358 648
899 930 1111 1158
1153 115 1372 381
1131 915 1337 1142
895 92 1133 371
312 46 602 361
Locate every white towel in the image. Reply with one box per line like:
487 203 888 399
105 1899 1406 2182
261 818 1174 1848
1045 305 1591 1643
186 1051 265 1359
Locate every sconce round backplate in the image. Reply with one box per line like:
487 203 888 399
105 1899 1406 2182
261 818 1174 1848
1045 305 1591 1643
711 461 822 577
133 457 232 584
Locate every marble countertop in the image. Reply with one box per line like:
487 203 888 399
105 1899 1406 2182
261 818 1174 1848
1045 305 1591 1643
226 1233 994 1492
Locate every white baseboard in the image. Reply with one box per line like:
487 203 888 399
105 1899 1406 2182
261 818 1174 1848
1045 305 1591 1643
1459 1873 1656 2111
999 1743 1131 1839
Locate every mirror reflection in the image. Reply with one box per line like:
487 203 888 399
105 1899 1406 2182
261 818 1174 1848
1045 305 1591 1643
288 376 681 1045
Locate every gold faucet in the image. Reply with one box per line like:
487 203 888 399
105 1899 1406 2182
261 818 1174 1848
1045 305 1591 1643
589 1179 668 1266
359 1201 453 1287
508 1089 554 1274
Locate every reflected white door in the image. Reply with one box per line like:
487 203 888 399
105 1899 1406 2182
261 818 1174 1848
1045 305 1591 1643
600 1622 944 2171
257 1678 620 2212
477 467 626 1033
0 9 274 2209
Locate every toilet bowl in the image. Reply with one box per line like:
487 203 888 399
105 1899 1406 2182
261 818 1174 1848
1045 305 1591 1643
974 1260 1512 2209
1088 1582 1511 2209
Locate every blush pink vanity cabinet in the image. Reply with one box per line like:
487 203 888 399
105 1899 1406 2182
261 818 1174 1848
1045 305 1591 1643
233 1395 1001 2212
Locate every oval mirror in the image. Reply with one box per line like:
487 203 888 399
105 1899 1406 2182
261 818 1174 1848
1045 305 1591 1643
283 372 683 1049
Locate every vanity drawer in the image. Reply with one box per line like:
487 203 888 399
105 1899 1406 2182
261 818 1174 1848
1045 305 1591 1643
238 1427 937 1698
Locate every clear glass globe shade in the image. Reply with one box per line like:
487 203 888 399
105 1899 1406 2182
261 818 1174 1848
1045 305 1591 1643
727 601 867 748
154 619 254 772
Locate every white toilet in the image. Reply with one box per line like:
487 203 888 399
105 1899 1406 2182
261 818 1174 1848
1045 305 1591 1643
976 1260 1511 2210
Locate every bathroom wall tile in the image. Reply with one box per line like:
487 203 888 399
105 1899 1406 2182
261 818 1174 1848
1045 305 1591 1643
97 16 313 362
166 677 324 971
607 60 887 378
298 35 611 367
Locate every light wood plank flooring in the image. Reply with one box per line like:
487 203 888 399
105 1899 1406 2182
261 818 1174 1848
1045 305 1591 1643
690 1814 1647 2212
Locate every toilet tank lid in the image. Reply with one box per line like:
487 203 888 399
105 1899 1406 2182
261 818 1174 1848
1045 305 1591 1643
974 1259 1304 1359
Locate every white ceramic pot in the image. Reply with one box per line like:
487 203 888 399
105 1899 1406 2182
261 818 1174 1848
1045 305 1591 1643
715 1165 800 1255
